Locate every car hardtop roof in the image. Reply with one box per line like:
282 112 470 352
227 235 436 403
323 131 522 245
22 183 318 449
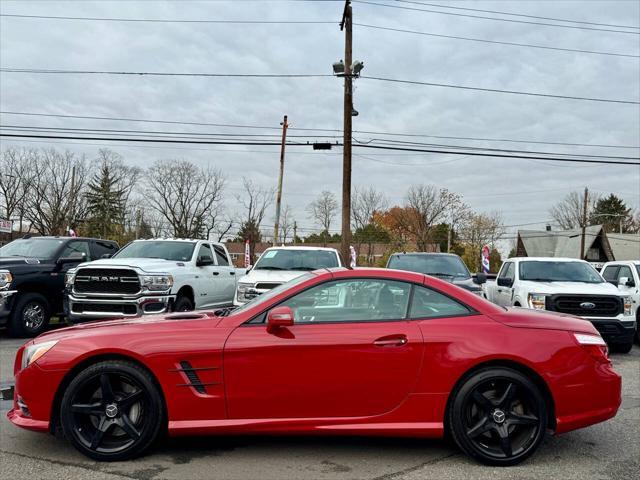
18 236 112 242
508 257 590 263
603 259 640 265
263 246 339 252
390 252 460 257
131 238 207 243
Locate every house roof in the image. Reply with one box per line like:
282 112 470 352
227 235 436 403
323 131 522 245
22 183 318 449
606 233 640 261
518 225 606 259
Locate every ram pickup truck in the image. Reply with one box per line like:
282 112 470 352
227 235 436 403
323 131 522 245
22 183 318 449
235 246 342 305
485 257 636 352
601 260 640 343
0 236 119 337
66 238 239 322
386 252 486 295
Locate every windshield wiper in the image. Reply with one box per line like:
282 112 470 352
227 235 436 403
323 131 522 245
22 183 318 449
523 278 555 282
425 272 455 278
256 266 286 270
291 267 316 271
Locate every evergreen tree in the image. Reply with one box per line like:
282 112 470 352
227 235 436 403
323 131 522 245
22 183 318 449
85 162 127 239
590 194 633 233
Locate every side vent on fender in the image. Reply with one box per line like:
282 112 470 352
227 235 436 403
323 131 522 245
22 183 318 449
175 361 219 394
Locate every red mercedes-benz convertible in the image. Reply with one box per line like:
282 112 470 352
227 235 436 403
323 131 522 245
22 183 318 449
8 268 620 465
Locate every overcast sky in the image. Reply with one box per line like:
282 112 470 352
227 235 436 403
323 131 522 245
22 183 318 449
1 0 639 246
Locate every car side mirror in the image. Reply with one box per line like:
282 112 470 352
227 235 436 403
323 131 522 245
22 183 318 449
266 306 294 333
474 272 487 285
57 252 86 265
497 277 513 287
619 277 635 288
196 255 214 267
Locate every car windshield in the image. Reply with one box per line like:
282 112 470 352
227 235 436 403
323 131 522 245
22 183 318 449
387 254 471 279
230 273 315 316
0 238 64 260
113 241 195 262
254 249 339 271
519 261 604 283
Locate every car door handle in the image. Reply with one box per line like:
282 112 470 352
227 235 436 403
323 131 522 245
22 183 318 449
229 271 235 275
213 271 219 276
373 335 408 347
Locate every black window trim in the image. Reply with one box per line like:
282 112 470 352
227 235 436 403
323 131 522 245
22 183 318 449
243 276 479 326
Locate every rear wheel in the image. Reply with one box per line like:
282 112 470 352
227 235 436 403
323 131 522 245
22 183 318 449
60 360 164 461
448 367 547 466
172 295 194 312
8 292 50 337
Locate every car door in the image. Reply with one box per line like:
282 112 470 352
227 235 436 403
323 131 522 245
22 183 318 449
601 265 620 285
615 265 636 294
210 244 236 305
224 277 424 419
194 243 219 309
495 262 515 306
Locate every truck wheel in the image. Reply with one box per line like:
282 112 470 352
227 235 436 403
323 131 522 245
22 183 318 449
611 341 633 354
8 292 51 338
172 296 193 312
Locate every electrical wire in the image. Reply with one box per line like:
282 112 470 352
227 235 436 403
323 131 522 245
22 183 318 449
0 68 332 79
0 13 337 24
355 23 640 59
354 0 640 35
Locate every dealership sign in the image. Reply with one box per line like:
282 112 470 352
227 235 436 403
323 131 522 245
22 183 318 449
0 219 13 234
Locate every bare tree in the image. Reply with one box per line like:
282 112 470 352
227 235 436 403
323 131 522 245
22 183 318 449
459 211 505 271
0 148 35 235
402 184 457 251
278 204 294 244
352 186 387 231
24 149 88 235
147 159 225 238
307 190 338 233
550 190 598 230
235 177 274 261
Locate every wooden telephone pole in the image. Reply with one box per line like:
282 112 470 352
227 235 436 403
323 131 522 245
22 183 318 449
340 1 353 266
579 187 589 259
273 115 289 245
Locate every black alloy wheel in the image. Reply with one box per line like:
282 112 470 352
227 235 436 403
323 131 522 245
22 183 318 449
449 367 547 466
173 296 194 312
60 360 164 461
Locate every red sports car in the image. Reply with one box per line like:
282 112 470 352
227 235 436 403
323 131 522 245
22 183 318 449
8 268 621 465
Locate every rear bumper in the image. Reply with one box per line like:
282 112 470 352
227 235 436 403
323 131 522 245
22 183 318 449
0 290 17 324
66 293 175 322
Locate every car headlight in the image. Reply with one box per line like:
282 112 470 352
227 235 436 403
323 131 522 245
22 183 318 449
623 296 633 316
236 282 254 302
528 293 547 310
0 270 13 290
65 271 76 288
141 274 173 291
21 340 58 370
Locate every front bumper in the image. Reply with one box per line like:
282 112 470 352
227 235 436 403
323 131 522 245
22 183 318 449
587 316 636 345
67 293 176 322
0 290 17 324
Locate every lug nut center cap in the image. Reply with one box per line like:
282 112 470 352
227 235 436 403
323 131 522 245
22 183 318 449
492 409 506 424
105 403 118 418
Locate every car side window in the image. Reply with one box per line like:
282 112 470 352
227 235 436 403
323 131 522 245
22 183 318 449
197 243 213 262
499 262 514 280
409 285 472 319
617 266 633 282
601 266 619 283
279 279 411 323
91 240 118 259
60 241 91 261
213 245 229 266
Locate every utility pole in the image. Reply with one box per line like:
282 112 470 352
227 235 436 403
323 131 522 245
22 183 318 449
447 224 452 253
579 187 589 259
273 115 289 246
68 164 76 236
340 0 353 266
293 221 297 245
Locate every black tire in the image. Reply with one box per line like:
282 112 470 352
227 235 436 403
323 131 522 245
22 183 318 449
172 295 194 312
611 341 633 354
448 367 547 466
60 360 164 461
8 292 51 338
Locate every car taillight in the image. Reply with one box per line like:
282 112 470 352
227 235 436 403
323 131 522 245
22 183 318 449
573 333 609 363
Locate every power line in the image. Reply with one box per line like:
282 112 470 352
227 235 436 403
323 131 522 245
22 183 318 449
362 76 640 105
3 133 639 166
355 23 640 59
0 13 336 24
393 0 640 30
0 68 331 79
2 111 638 150
354 0 640 35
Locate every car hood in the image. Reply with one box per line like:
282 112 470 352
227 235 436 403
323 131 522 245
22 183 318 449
74 257 186 273
36 312 223 342
518 280 622 296
490 307 598 334
238 269 309 285
0 257 43 268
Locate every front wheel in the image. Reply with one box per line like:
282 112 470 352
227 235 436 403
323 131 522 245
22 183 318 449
8 292 51 337
448 367 547 466
611 341 633 354
60 360 164 461
172 295 194 312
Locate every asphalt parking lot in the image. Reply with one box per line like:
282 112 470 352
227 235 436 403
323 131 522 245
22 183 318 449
0 332 638 480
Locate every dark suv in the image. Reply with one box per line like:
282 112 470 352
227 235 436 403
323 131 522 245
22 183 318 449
386 252 486 295
0 236 119 337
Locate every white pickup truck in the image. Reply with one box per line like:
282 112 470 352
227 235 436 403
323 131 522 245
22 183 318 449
601 260 640 343
65 239 240 322
485 257 636 353
235 246 342 306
